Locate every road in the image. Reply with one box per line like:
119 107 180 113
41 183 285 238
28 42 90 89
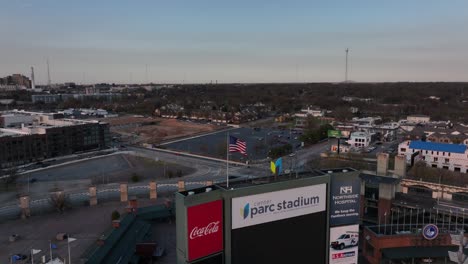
127 146 270 181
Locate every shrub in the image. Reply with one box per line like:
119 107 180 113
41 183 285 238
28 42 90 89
111 210 120 221
131 173 140 182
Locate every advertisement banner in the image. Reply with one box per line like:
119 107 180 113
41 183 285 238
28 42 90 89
187 200 223 262
328 130 342 138
232 184 326 229
329 225 359 264
330 176 360 226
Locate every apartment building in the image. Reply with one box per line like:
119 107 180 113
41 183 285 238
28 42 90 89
398 140 468 173
0 112 110 168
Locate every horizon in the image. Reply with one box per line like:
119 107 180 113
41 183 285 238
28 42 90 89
1 1 468 84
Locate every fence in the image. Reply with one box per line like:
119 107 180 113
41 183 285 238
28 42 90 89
0 180 212 223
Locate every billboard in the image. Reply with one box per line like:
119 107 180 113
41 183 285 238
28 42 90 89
328 130 342 138
187 200 223 262
329 225 359 264
231 184 326 229
330 176 360 226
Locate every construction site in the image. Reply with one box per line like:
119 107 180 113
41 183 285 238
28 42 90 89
102 116 222 145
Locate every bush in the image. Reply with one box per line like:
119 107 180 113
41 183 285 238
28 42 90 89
131 173 140 183
167 170 174 178
111 210 120 221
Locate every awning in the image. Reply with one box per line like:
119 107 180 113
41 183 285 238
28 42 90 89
382 246 458 259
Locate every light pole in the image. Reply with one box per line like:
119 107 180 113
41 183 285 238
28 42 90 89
384 211 387 235
68 237 77 264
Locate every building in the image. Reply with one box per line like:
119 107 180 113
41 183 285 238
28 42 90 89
294 107 326 129
0 113 35 127
347 131 372 148
0 111 110 168
31 93 121 104
360 155 467 264
407 114 430 123
0 74 31 88
176 169 361 264
398 140 468 173
404 122 468 145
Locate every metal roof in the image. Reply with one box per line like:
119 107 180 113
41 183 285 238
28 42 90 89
409 140 467 154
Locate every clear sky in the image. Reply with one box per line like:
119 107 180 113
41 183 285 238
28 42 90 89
1 0 468 84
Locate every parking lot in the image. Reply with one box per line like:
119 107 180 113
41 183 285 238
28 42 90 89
164 127 302 161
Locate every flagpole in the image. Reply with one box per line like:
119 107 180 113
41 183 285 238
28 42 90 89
50 240 53 260
68 238 72 264
226 132 229 189
31 249 34 264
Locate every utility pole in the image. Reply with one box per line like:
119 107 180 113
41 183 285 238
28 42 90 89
345 48 349 82
47 59 51 86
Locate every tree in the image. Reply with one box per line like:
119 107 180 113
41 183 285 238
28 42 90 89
1 168 18 190
131 173 140 183
111 210 121 221
49 192 70 213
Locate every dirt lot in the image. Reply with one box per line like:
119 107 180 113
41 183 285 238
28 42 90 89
102 116 220 144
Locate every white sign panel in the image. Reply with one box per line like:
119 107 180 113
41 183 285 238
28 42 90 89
329 225 359 264
231 184 326 229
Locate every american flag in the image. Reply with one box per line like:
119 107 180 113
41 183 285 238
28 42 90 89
229 136 247 155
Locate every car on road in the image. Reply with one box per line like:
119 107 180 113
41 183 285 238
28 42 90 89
289 153 296 157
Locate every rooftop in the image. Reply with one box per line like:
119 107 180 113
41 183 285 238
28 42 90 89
409 140 467 154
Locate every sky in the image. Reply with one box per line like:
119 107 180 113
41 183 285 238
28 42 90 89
1 0 468 84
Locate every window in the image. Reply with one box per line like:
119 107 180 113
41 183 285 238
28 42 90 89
431 151 433 155
448 153 451 157
443 166 449 170
443 152 445 156
400 148 406 152
434 157 438 162
432 164 437 168
454 167 461 172
445 158 449 163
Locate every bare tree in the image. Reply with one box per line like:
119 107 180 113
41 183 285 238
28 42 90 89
48 192 70 213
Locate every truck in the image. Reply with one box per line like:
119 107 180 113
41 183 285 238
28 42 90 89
330 233 358 250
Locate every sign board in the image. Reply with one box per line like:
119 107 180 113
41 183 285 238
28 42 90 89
231 184 326 229
330 176 361 226
329 225 359 264
328 130 342 138
422 224 439 240
187 200 223 261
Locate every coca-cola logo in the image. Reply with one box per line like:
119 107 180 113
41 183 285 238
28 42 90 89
189 221 220 240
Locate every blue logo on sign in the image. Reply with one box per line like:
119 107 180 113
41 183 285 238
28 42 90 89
422 224 439 240
240 203 250 219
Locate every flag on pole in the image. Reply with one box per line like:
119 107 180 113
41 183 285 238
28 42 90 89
31 249 41 255
270 161 276 174
68 237 77 243
275 158 282 174
229 136 247 155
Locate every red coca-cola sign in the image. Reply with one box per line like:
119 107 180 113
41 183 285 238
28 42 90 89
187 200 223 261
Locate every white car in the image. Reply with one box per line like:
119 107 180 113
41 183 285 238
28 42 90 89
330 233 358 250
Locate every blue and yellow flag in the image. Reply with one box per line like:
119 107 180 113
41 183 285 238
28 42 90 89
270 158 283 175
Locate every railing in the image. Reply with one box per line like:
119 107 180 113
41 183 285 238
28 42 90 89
0 180 213 223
